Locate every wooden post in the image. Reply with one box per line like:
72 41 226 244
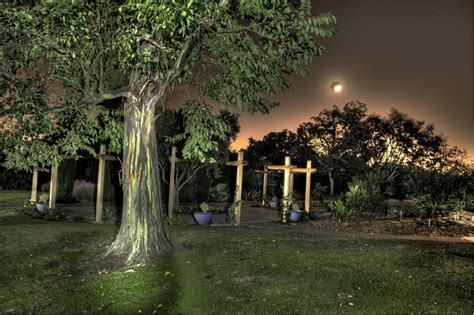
95 144 106 223
256 165 270 206
49 159 58 210
304 160 312 213
282 156 291 223
289 172 294 204
290 160 316 214
168 146 177 218
262 165 268 206
31 171 38 202
226 151 247 225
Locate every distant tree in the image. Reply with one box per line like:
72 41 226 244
1 1 336 264
246 129 301 170
363 109 468 195
297 101 368 195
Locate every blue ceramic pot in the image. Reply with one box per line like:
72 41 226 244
289 210 303 222
36 202 47 214
269 201 279 209
193 212 213 225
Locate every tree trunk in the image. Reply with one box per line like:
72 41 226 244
106 86 171 265
328 169 335 196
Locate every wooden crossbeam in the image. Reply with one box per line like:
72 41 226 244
267 165 295 171
226 160 248 167
61 154 118 161
291 167 316 174
96 154 118 161
269 158 316 217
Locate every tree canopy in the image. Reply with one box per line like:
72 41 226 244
1 0 337 264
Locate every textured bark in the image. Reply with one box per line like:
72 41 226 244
106 83 171 265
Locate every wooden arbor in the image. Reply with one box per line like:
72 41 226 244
263 156 316 223
167 147 247 225
30 144 118 223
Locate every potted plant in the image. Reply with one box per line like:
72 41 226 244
193 202 214 225
289 203 303 222
35 193 48 213
269 196 279 209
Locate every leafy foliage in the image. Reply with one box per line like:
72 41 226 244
208 183 230 202
329 185 369 221
328 199 354 222
168 100 228 163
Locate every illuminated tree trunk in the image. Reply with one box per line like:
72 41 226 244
107 86 171 264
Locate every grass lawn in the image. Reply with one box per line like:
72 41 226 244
0 190 30 203
1 191 473 314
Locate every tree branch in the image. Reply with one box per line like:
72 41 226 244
45 85 130 113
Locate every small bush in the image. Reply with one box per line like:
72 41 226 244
165 214 188 226
199 202 209 212
243 189 260 201
208 183 230 202
291 203 301 211
227 201 237 224
345 185 367 213
349 177 385 212
412 194 444 218
329 199 355 222
312 184 328 203
328 185 369 221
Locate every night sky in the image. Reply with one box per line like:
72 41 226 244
232 0 473 160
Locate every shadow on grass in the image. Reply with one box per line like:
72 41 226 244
0 212 179 314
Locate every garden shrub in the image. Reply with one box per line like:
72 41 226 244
329 199 354 222
328 185 368 221
350 176 385 212
208 183 230 202
345 185 368 213
412 194 444 218
312 183 328 203
242 189 260 201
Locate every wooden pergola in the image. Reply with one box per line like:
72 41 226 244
30 144 118 223
167 147 248 225
258 156 316 223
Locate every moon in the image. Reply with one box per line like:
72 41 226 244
331 81 342 93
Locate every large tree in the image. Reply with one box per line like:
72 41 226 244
1 1 336 264
297 101 368 195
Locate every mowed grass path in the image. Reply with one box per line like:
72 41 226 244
1 191 473 314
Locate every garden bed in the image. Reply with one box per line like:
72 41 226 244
306 211 474 237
